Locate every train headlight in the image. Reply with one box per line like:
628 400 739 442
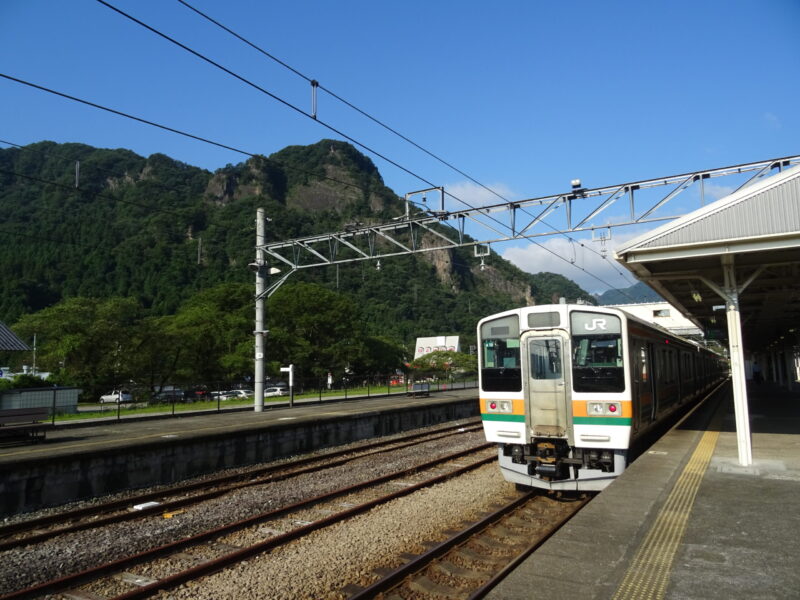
486 400 512 413
588 402 622 416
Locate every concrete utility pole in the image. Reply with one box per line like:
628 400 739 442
253 208 266 412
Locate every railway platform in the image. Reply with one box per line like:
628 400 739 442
0 388 478 517
488 381 800 600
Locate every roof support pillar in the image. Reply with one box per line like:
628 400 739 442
722 255 753 466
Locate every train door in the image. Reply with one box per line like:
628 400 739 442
631 339 648 432
522 332 569 438
641 342 656 425
651 342 663 417
631 340 656 424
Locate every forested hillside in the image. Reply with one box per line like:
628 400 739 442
0 139 593 394
595 281 664 305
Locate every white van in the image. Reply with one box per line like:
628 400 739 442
99 390 133 403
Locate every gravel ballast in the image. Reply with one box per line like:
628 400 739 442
0 426 487 595
164 464 515 600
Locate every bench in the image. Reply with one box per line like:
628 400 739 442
407 382 430 398
0 407 52 442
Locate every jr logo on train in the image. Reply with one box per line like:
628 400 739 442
477 304 725 492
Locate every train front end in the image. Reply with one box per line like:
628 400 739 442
478 305 631 492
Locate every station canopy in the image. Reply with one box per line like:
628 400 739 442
615 163 800 354
0 322 29 352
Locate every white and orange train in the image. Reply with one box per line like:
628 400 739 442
478 304 725 492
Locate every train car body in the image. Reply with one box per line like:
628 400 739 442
478 304 725 492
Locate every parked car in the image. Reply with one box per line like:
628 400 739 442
225 389 254 400
154 389 184 402
99 390 133 403
186 387 209 401
264 387 288 397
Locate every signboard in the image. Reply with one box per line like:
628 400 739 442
414 336 460 359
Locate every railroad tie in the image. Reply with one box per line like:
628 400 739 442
408 575 465 599
435 560 488 580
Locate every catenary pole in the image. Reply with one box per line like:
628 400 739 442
254 208 266 412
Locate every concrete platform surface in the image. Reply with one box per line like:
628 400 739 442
0 389 477 466
0 389 478 516
488 382 800 600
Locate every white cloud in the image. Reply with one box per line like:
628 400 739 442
704 183 735 201
444 180 515 211
500 229 647 295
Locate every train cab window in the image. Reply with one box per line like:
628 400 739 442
480 315 522 392
570 312 625 393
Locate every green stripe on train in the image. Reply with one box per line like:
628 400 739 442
573 417 632 426
481 414 526 423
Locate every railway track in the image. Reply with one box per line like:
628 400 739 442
0 420 482 552
1 441 495 599
346 491 591 600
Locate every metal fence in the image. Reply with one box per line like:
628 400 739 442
0 387 81 422
74 374 478 422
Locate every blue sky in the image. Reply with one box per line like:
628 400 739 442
2 0 798 293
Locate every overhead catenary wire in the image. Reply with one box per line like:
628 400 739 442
174 0 637 292
95 0 440 191
0 166 185 218
0 226 83 247
94 0 539 234
0 75 376 196
1 72 632 300
96 1 637 299
0 137 197 200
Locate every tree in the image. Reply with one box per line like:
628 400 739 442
166 283 252 386
409 350 477 381
267 282 367 379
126 314 183 397
12 297 143 398
356 336 407 376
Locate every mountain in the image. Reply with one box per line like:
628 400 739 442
0 140 594 345
595 281 664 305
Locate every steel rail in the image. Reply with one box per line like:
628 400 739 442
0 420 480 550
1 443 494 600
110 452 497 600
348 493 591 600
468 495 592 599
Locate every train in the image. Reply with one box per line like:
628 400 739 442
477 303 726 492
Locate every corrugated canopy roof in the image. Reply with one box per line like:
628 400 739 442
0 322 29 351
615 164 800 351
618 164 800 258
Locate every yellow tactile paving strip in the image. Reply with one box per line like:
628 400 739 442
612 429 720 600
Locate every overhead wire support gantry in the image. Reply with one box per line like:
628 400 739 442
258 154 800 294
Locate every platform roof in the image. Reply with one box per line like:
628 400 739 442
0 322 29 352
615 164 800 352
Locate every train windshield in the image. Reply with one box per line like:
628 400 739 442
570 311 625 393
480 314 522 392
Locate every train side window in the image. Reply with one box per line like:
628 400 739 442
640 346 649 382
